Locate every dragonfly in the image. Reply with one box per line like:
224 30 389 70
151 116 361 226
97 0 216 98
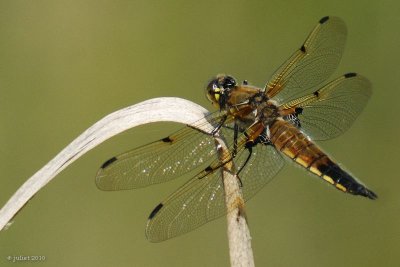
96 16 377 242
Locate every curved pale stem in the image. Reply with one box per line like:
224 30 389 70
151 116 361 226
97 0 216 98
0 97 254 266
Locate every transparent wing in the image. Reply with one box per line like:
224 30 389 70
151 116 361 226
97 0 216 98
238 143 285 201
96 111 234 190
266 16 347 104
280 73 372 140
145 160 227 242
145 142 284 242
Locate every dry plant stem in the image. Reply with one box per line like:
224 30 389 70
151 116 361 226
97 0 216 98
213 134 255 267
0 97 254 266
225 175 255 267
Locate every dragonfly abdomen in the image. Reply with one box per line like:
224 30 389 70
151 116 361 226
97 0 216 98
269 120 377 199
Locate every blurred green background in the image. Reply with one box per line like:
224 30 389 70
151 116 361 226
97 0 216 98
0 1 398 266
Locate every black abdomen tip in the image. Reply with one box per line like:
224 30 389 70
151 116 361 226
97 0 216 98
101 157 117 169
148 203 163 219
319 16 330 24
362 188 378 200
351 184 378 200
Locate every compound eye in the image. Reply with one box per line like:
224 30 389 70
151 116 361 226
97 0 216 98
205 74 237 108
205 78 221 106
222 76 237 89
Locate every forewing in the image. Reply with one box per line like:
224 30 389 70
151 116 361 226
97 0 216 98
95 111 232 190
280 73 372 140
266 16 347 103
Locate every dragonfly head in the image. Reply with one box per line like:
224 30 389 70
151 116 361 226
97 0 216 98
205 74 237 109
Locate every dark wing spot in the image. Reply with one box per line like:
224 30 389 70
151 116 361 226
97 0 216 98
313 91 319 97
101 157 117 169
148 203 163 219
204 166 213 173
319 16 330 24
344 72 357 78
300 45 306 53
162 136 173 143
295 107 303 115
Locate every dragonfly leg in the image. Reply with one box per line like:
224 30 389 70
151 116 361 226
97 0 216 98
211 114 228 135
237 142 253 177
233 122 239 157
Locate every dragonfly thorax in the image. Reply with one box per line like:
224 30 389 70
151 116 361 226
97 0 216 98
260 100 281 125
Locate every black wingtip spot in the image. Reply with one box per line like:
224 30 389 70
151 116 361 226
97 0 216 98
313 91 319 97
101 157 117 169
148 203 163 219
162 136 173 143
344 72 357 78
319 16 330 24
300 45 306 53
